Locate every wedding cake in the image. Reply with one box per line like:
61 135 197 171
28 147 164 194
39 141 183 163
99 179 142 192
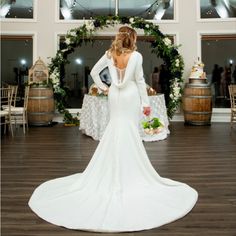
189 59 207 84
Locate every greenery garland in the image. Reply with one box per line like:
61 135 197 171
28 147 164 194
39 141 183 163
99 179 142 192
48 15 184 122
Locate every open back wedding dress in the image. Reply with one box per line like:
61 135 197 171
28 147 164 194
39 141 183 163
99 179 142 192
29 51 198 233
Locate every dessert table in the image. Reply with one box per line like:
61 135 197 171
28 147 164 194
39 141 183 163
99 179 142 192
79 94 170 142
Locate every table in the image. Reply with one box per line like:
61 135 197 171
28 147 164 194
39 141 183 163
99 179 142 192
79 94 170 142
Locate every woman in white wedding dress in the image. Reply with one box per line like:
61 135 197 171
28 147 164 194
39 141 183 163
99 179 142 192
29 26 198 233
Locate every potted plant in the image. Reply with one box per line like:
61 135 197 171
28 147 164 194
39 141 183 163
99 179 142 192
63 110 80 126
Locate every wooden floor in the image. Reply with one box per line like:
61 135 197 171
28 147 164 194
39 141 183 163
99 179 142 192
1 123 236 236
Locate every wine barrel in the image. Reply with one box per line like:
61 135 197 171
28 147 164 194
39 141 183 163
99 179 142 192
183 83 212 125
28 86 55 126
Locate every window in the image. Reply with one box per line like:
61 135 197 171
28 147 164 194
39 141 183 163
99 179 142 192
0 0 34 19
201 34 236 108
59 0 115 20
199 0 236 19
58 0 175 20
1 35 33 98
118 0 174 20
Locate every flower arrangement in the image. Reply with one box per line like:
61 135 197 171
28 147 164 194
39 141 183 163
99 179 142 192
48 15 185 123
142 117 164 135
63 110 80 126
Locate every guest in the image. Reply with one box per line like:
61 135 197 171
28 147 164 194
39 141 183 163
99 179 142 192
233 65 236 84
151 66 161 93
225 66 232 98
220 67 226 98
159 64 170 103
211 64 221 98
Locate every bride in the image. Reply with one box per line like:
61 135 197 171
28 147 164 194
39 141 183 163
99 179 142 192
29 26 198 233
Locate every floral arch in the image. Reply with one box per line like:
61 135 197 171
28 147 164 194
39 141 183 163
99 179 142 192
48 15 184 122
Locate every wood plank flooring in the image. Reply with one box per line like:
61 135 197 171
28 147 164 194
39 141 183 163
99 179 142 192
1 123 236 236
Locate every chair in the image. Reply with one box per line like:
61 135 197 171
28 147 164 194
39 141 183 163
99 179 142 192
10 86 30 134
2 85 18 109
9 85 18 107
228 84 236 128
0 88 14 136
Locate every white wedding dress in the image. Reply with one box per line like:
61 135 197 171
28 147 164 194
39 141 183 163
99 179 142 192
29 51 198 233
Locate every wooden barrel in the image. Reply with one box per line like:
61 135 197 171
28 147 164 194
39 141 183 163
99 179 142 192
183 83 212 125
28 86 55 126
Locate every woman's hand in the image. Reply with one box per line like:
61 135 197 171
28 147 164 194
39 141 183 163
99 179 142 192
143 106 151 116
103 88 109 95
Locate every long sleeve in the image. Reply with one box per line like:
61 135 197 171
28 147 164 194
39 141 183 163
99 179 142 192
90 53 109 91
135 53 150 107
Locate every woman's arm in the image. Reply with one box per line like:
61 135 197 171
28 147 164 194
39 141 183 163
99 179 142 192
90 53 109 91
135 53 150 109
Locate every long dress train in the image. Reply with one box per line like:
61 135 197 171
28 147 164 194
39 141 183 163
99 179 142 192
28 51 198 233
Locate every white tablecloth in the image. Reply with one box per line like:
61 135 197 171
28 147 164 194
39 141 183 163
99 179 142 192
80 94 170 142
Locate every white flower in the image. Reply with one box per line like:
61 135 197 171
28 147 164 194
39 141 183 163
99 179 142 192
145 24 150 28
54 86 60 93
52 78 60 84
50 72 60 86
175 59 180 67
129 17 134 23
169 77 182 101
163 37 172 46
68 30 76 37
114 20 119 24
173 87 180 93
65 38 71 45
171 78 179 86
57 52 63 59
106 20 111 24
85 20 95 31
50 73 56 80
71 31 77 36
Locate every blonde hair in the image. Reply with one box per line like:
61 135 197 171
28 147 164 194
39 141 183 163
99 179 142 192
108 26 137 56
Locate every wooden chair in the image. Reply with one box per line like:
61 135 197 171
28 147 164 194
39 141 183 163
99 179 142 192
228 84 236 128
10 86 30 134
0 88 14 136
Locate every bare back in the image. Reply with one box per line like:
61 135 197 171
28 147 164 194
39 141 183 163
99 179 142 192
112 52 133 70
112 52 133 83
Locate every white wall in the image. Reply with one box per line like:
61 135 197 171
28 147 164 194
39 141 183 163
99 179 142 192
2 0 235 72
1 0 236 121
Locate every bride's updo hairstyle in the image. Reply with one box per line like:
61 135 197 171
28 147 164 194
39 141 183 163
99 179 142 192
108 26 137 56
